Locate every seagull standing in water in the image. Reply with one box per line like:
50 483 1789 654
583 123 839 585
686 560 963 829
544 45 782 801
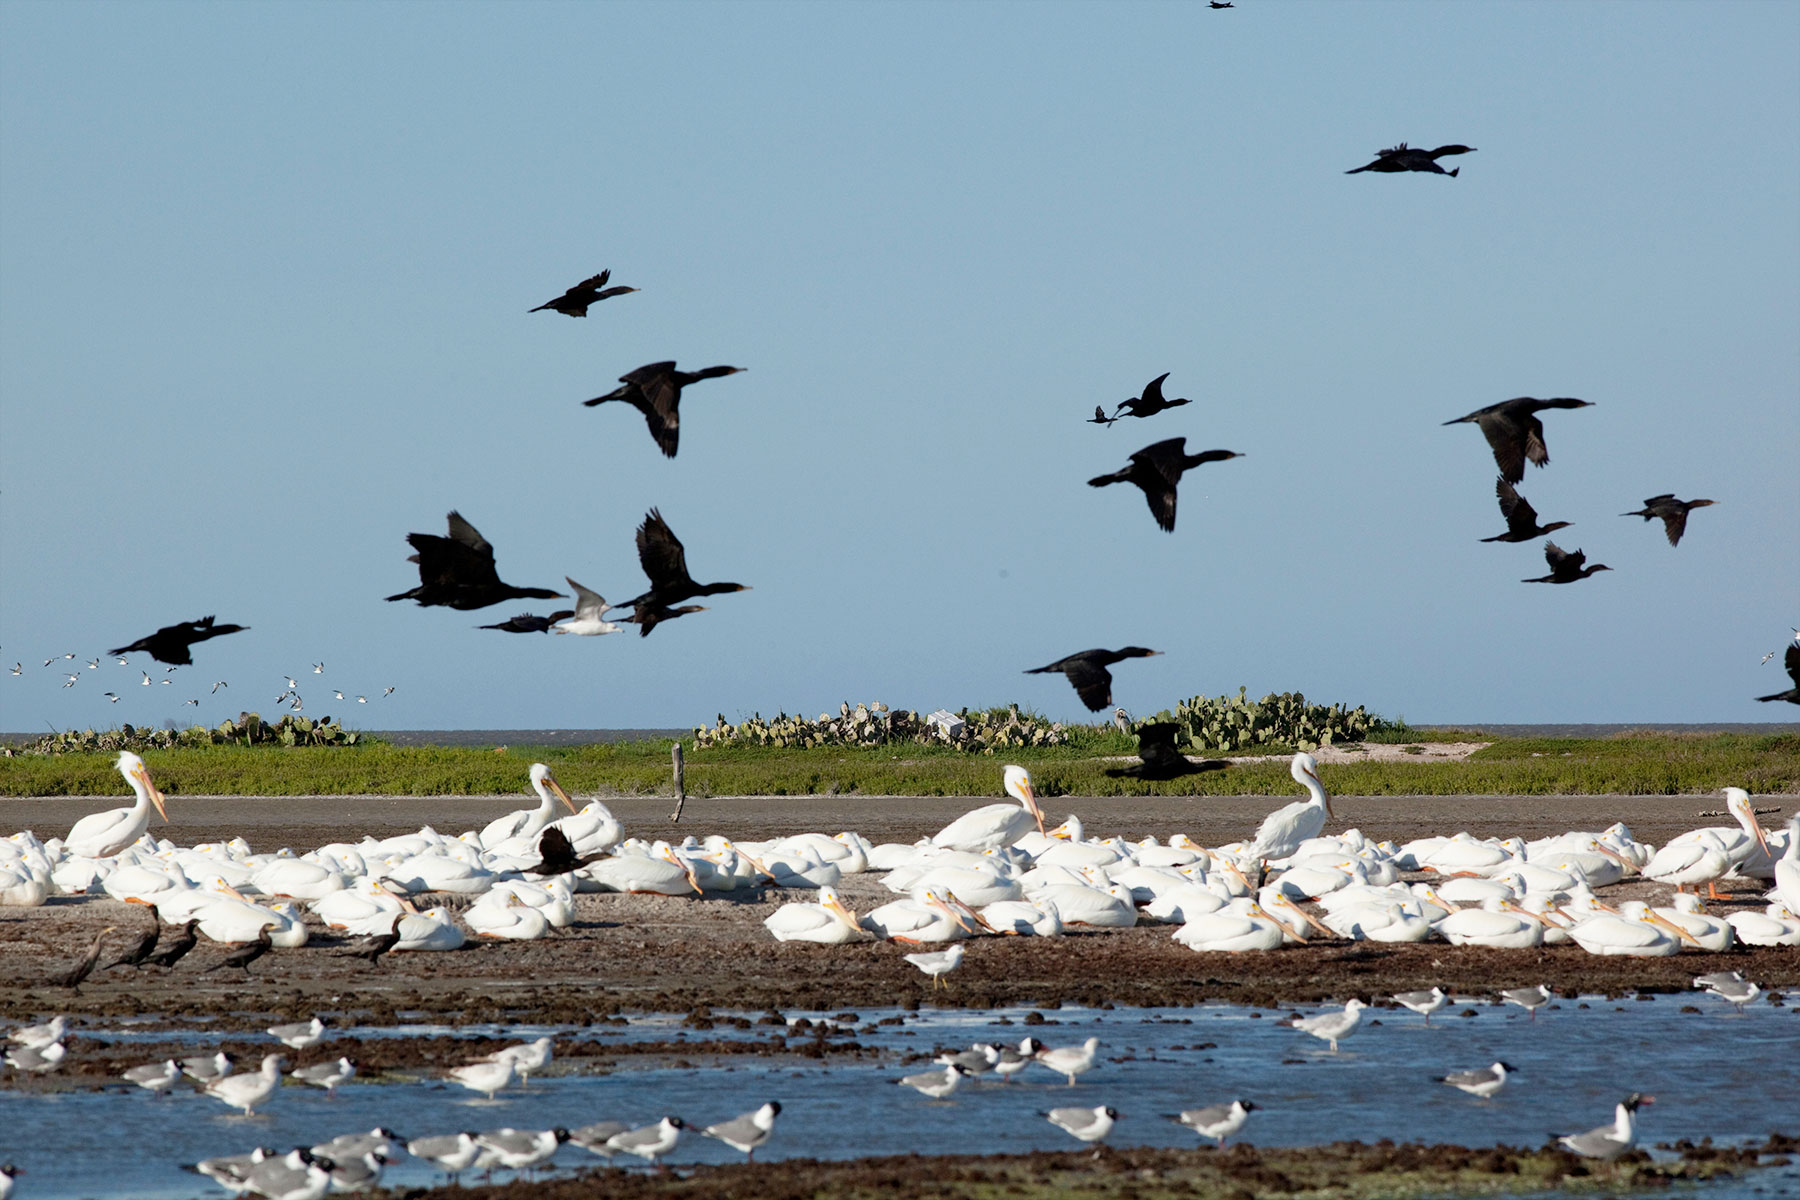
1557 1093 1652 1159
1173 1099 1256 1147
1291 998 1367 1053
700 1101 782 1161
1437 1061 1516 1099
1044 1105 1119 1146
1392 986 1448 1025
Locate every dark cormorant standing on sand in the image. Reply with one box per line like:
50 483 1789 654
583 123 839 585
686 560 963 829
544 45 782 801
1113 373 1192 421
110 617 249 666
385 511 566 611
1026 647 1163 712
1444 397 1593 484
582 361 746 458
1481 477 1572 543
1088 438 1243 532
479 611 574 634
103 906 162 970
1346 143 1476 177
50 927 114 991
1087 405 1116 427
608 509 751 636
146 919 199 968
529 269 638 317
1522 541 1612 584
1106 721 1224 780
1622 495 1716 547
336 915 403 967
1756 644 1800 705
206 926 274 974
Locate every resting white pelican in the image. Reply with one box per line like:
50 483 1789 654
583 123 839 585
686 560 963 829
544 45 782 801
1565 901 1694 956
928 765 1045 852
1651 893 1734 951
979 897 1064 936
1171 898 1291 952
1245 753 1332 862
862 888 981 942
479 763 577 850
1725 902 1800 946
1434 898 1543 948
1772 816 1800 910
583 842 700 895
763 887 871 943
64 752 169 859
464 892 551 940
394 906 466 951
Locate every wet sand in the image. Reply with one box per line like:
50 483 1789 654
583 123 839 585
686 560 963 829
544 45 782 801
4 790 1796 1034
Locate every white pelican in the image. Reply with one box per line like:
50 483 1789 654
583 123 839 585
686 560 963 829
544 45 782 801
862 888 980 943
928 765 1045 852
903 942 965 989
1438 1061 1515 1099
1291 998 1366 1053
1565 901 1694 956
392 906 466 951
1245 752 1332 862
1652 788 1769 894
978 897 1064 936
1558 1093 1652 1159
1725 901 1800 946
465 892 551 940
64 752 168 859
908 862 1022 907
763 887 870 943
1175 1099 1256 1147
1141 882 1229 925
447 1055 514 1099
312 877 407 930
605 1116 687 1166
543 800 624 858
1172 898 1292 952
1768 815 1800 909
1045 1104 1118 1145
700 1100 781 1161
479 763 577 850
1034 1035 1100 1085
205 1053 286 1115
1651 893 1734 951
1435 898 1543 948
250 857 346 902
583 842 700 895
1027 881 1138 928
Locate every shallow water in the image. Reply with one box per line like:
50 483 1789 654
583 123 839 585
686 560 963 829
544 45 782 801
3 994 1796 1199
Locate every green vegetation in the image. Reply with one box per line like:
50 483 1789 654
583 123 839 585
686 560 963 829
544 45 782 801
1168 686 1385 751
2 726 1795 798
691 702 1070 751
14 713 359 754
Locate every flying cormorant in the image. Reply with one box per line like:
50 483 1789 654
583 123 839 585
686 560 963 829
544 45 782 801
1481 477 1572 543
478 611 574 634
1086 405 1116 427
1522 541 1612 584
1346 143 1476 176
1113 373 1191 421
529 269 638 317
608 509 751 636
385 511 565 611
1622 495 1716 547
1088 438 1243 532
1026 646 1163 712
109 617 248 666
1444 397 1593 484
1756 644 1800 705
582 361 746 458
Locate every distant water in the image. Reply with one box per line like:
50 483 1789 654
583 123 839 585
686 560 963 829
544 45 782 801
3 723 1794 747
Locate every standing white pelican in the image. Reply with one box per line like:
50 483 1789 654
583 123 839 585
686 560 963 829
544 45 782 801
479 764 577 850
64 752 169 859
1291 998 1367 1053
928 765 1045 852
1245 753 1333 862
205 1053 286 1115
763 887 870 943
1558 1093 1652 1159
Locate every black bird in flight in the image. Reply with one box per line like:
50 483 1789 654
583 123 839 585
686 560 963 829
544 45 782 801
336 915 403 967
145 919 199 968
582 361 746 458
385 511 565 611
1522 541 1612 584
1086 405 1116 427
1444 397 1593 484
1113 373 1191 421
102 906 162 971
1026 646 1163 712
1088 438 1243 532
610 508 751 636
50 927 114 991
1210 1 1234 8
1756 644 1800 705
110 616 248 666
529 269 638 317
1481 477 1572 543
479 611 574 634
1105 721 1225 781
206 926 274 974
531 827 608 875
1346 142 1476 177
1622 494 1716 547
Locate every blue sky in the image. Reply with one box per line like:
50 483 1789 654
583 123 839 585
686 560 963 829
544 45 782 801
2 1 1796 734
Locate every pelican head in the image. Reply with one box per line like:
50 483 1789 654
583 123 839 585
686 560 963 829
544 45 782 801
117 751 169 823
1290 751 1333 819
1723 787 1769 858
529 763 578 815
1002 765 1045 833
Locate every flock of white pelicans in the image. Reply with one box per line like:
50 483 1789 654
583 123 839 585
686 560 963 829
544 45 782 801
3 751 1799 964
